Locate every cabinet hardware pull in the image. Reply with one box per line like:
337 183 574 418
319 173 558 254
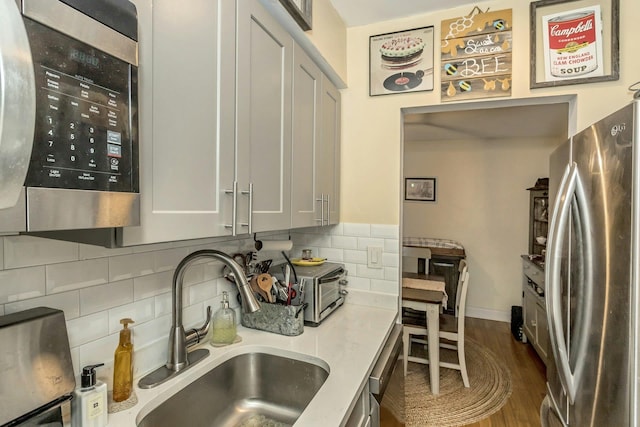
224 181 238 236
325 194 330 225
316 194 324 224
239 183 253 234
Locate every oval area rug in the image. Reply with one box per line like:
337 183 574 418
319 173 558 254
401 338 512 426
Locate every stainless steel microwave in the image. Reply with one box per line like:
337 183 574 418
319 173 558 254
0 0 139 235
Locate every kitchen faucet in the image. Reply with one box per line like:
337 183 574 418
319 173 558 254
139 249 260 388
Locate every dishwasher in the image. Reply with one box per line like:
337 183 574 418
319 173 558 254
369 323 403 427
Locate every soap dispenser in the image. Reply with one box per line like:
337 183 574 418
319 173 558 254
211 291 237 345
113 318 134 402
71 363 108 427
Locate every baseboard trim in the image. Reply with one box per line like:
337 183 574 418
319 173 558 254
466 306 510 323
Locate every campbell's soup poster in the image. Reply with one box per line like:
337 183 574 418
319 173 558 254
541 5 604 81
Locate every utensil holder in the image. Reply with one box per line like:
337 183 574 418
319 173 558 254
241 303 306 336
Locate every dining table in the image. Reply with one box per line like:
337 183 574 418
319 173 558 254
402 273 446 394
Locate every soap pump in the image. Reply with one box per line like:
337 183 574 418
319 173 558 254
210 291 237 345
71 363 108 427
113 318 134 402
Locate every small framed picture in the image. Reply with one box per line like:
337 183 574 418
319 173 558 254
530 0 619 88
405 178 437 202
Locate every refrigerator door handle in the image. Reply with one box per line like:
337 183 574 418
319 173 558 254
546 161 593 405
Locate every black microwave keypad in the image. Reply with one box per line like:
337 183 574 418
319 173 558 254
24 19 136 193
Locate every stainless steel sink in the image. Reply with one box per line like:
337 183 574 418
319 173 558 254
137 352 329 427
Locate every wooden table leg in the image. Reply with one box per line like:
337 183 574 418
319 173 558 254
426 302 440 394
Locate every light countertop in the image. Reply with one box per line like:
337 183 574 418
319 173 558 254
107 303 398 426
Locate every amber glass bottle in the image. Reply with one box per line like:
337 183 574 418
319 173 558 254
113 318 134 402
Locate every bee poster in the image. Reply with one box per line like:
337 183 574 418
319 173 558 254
440 8 513 102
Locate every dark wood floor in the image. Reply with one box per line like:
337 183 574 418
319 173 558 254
462 317 547 426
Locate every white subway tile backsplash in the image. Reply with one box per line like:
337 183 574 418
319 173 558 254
370 224 399 239
79 244 132 260
108 298 155 333
154 247 190 273
384 267 399 281
305 234 332 247
356 264 385 280
382 253 399 268
370 279 398 295
0 266 45 304
183 302 204 329
357 237 385 251
80 279 133 316
133 271 173 301
46 258 109 294
109 252 155 282
5 291 80 319
345 276 370 291
343 223 371 237
318 247 343 262
384 239 400 254
343 249 367 264
4 236 78 269
2 222 400 384
154 292 172 318
331 235 358 249
67 311 109 348
188 279 218 305
328 223 343 235
131 314 171 348
78 333 119 378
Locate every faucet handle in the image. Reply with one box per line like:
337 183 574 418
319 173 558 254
185 305 212 348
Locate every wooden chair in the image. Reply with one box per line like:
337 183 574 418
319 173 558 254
402 246 431 274
403 259 470 387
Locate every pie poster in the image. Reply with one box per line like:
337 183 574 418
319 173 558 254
369 26 434 96
440 8 512 102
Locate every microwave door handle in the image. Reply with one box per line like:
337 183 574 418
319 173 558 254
546 162 589 404
0 0 36 209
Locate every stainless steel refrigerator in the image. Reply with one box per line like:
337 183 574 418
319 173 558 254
541 100 640 426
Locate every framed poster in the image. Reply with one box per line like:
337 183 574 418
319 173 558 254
278 0 312 31
530 0 619 88
405 178 437 202
369 26 434 96
440 8 513 102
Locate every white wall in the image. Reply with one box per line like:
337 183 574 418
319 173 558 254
404 137 558 319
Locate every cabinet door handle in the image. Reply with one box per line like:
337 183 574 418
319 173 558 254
224 181 238 236
239 183 253 234
316 194 324 224
325 194 330 225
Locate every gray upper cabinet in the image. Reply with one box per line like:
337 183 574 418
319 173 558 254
120 0 339 246
319 75 341 225
121 0 235 245
290 47 341 228
291 43 322 228
236 0 292 234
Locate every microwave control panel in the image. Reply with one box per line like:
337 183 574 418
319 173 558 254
23 19 138 193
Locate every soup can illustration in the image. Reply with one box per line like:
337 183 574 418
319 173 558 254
547 11 598 78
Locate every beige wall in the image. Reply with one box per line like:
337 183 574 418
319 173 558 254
341 0 639 224
404 138 558 315
305 0 348 82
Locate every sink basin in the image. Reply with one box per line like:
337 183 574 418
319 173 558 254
137 351 329 427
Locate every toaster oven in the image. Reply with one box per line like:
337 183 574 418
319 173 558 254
271 262 348 326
